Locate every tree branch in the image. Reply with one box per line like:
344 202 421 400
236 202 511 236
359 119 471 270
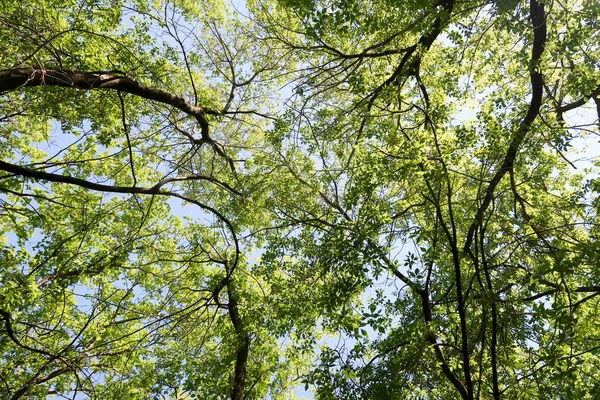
10 366 72 400
0 159 240 274
0 68 219 140
557 85 600 114
0 309 58 359
227 277 250 400
464 0 547 254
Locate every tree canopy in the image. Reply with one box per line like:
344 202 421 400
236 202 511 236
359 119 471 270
1 0 600 398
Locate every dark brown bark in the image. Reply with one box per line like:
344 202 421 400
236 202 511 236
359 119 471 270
422 184 473 400
463 2 547 399
0 68 218 137
1 309 72 399
368 0 456 107
419 289 470 400
227 281 250 400
0 159 238 195
464 0 547 254
365 242 469 399
10 367 72 400
557 85 600 115
0 309 57 359
480 228 499 400
0 158 240 271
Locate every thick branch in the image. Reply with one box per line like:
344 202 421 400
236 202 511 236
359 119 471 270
0 159 240 273
464 0 547 253
557 85 600 114
10 367 72 400
419 288 470 399
368 0 455 106
0 309 57 359
0 160 237 195
0 68 218 138
227 280 250 400
364 241 468 399
521 285 600 302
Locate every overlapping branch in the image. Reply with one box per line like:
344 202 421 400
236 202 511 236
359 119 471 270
464 0 547 254
0 68 229 157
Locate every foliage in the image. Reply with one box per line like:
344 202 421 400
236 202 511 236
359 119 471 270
1 0 600 399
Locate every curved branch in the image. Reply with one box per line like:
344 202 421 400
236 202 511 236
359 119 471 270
227 280 250 400
364 240 469 398
0 309 58 359
0 160 238 195
0 159 240 273
367 0 455 107
557 85 600 114
0 68 219 139
10 366 72 400
464 0 547 253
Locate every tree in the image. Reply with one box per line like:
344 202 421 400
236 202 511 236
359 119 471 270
1 0 599 398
